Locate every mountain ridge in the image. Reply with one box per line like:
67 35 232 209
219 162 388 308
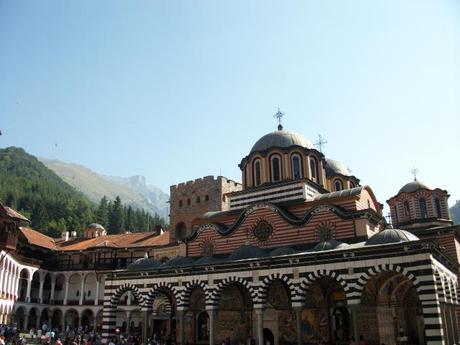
40 158 169 219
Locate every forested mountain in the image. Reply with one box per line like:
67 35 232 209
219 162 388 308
0 147 167 237
450 201 460 224
40 158 169 219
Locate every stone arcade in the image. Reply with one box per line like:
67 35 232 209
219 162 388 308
1 123 459 345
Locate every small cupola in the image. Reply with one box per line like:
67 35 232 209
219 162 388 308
84 223 107 238
387 176 452 231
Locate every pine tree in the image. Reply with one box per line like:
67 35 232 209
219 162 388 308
97 196 109 227
125 205 135 231
109 196 124 234
31 200 49 231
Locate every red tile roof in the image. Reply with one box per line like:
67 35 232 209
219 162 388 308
20 228 57 250
1 205 29 222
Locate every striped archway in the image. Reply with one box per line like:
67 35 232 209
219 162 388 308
256 273 296 308
296 269 352 307
209 276 256 307
179 280 209 310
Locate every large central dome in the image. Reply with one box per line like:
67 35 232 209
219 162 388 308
250 129 314 153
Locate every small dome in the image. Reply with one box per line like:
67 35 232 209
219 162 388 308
313 240 349 251
365 228 419 246
229 245 268 261
325 159 352 177
162 256 195 268
250 129 314 153
398 180 431 194
87 223 105 230
126 257 162 271
270 246 299 256
193 256 223 266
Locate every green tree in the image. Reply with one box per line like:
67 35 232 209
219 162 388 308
109 196 124 234
125 205 135 231
97 196 109 227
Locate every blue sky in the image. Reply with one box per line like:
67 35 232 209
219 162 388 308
1 0 459 210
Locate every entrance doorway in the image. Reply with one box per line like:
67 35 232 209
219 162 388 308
263 328 274 345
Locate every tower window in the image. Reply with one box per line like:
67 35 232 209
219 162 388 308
435 197 442 218
270 155 281 182
334 179 343 191
187 198 191 206
310 157 319 181
179 200 183 207
196 196 201 203
291 154 302 180
404 201 411 219
419 198 428 218
253 159 262 186
205 195 209 201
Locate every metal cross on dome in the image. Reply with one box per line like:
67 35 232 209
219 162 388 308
274 108 285 130
315 134 328 153
411 167 419 181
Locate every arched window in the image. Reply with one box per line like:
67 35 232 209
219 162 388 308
253 159 262 186
435 197 442 218
334 179 343 191
310 157 319 181
291 154 302 180
270 155 281 182
419 198 428 218
349 181 355 188
404 201 411 219
175 222 186 240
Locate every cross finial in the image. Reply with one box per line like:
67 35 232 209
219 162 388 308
315 134 328 153
274 107 285 130
411 167 419 181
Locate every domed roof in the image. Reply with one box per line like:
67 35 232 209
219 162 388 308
250 129 314 153
398 180 431 194
126 257 162 271
270 246 299 256
365 228 419 246
229 245 268 261
325 159 352 177
313 240 349 251
162 256 195 268
87 223 105 230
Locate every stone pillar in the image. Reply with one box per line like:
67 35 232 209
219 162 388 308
24 313 29 330
26 275 32 303
254 308 264 345
63 278 69 305
79 275 85 305
127 291 132 306
95 279 100 306
142 310 149 344
206 308 216 345
50 276 56 304
39 273 45 304
13 271 19 299
349 305 359 342
126 310 132 333
176 310 185 345
294 307 302 345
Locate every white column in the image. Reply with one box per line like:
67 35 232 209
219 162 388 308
13 270 19 299
206 307 216 345
79 274 85 305
95 279 100 306
0 266 5 296
38 273 45 303
50 276 56 303
127 291 132 305
63 277 70 305
26 275 32 303
255 308 264 345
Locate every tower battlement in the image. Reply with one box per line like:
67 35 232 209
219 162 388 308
169 176 242 241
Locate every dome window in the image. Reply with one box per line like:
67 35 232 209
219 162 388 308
419 198 428 218
334 179 343 191
291 154 302 180
270 155 281 182
253 159 262 186
349 181 355 188
310 157 319 182
435 197 442 218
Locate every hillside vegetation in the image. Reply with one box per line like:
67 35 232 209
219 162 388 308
0 147 167 237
